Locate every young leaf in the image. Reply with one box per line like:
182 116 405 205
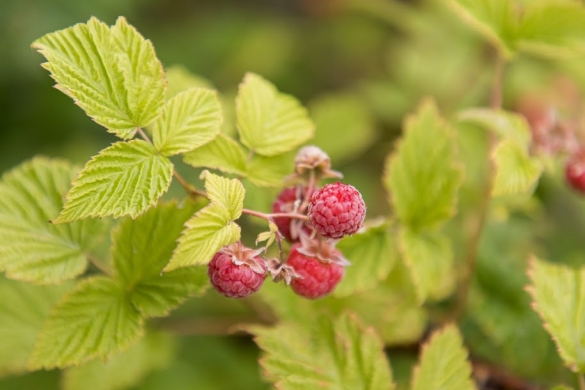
165 171 244 270
236 72 314 156
0 276 71 376
62 332 174 390
29 277 144 369
399 228 455 303
32 17 165 139
165 65 214 99
0 158 107 284
182 133 248 176
250 313 394 390
54 140 173 223
385 99 462 230
334 221 397 297
528 257 585 372
492 139 543 197
411 325 476 390
152 88 222 156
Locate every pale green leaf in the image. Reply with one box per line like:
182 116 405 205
112 201 209 317
550 386 574 390
528 257 585 372
54 140 173 223
165 65 214 99
411 325 476 390
246 151 293 187
63 332 174 390
0 158 108 284
182 133 247 176
29 277 144 369
385 99 463 230
334 221 396 297
32 17 165 139
457 108 531 146
399 228 455 303
492 139 543 196
153 88 222 156
250 313 394 390
165 172 244 270
236 72 314 156
0 276 71 377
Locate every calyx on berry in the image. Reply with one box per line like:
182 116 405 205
289 145 342 181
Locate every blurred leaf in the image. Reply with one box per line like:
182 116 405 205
63 332 174 390
309 93 376 162
54 140 173 223
165 65 214 99
411 325 476 390
183 134 247 176
112 201 209 317
250 313 394 389
385 99 462 230
457 108 531 146
0 158 107 284
334 221 396 297
165 171 244 270
492 139 543 196
29 277 144 369
0 276 71 377
245 152 293 187
236 73 314 156
528 257 585 372
550 386 574 390
153 88 222 156
32 17 165 139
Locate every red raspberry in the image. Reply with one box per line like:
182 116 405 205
287 243 344 299
308 182 366 239
566 150 585 193
272 186 314 242
208 244 266 298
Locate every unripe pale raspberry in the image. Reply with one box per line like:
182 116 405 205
208 244 266 298
566 151 585 193
272 186 314 242
308 182 366 239
287 243 344 299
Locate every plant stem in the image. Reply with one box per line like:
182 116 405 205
136 127 152 144
452 50 504 320
579 373 585 390
241 208 309 222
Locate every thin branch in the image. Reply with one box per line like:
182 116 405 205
173 170 208 199
242 208 309 222
136 127 153 144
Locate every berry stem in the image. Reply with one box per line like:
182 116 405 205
241 208 309 222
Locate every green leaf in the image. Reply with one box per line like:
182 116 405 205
236 72 314 156
411 325 476 390
385 99 462 230
399 228 455 303
250 313 394 390
165 65 214 99
112 201 209 317
528 257 585 372
165 171 244 270
0 276 71 376
492 139 543 197
457 108 531 146
334 221 397 297
54 140 173 223
62 332 174 390
183 133 247 176
153 88 222 156
32 17 165 139
29 277 144 369
0 158 107 284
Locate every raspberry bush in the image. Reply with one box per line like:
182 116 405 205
3 1 585 389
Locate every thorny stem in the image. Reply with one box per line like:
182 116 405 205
452 50 504 321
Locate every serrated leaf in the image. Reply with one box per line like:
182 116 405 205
0 276 71 376
334 221 396 297
411 325 476 390
0 158 107 284
112 201 209 317
63 332 174 390
399 228 455 303
54 140 173 223
250 313 394 390
528 257 585 372
236 73 314 156
182 133 247 176
492 139 543 196
165 65 214 99
385 99 462 230
165 172 244 270
28 277 144 369
457 108 531 146
32 17 165 138
153 88 222 156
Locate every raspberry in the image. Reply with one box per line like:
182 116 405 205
308 182 366 239
208 243 266 298
566 150 585 193
272 186 314 242
287 243 344 299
